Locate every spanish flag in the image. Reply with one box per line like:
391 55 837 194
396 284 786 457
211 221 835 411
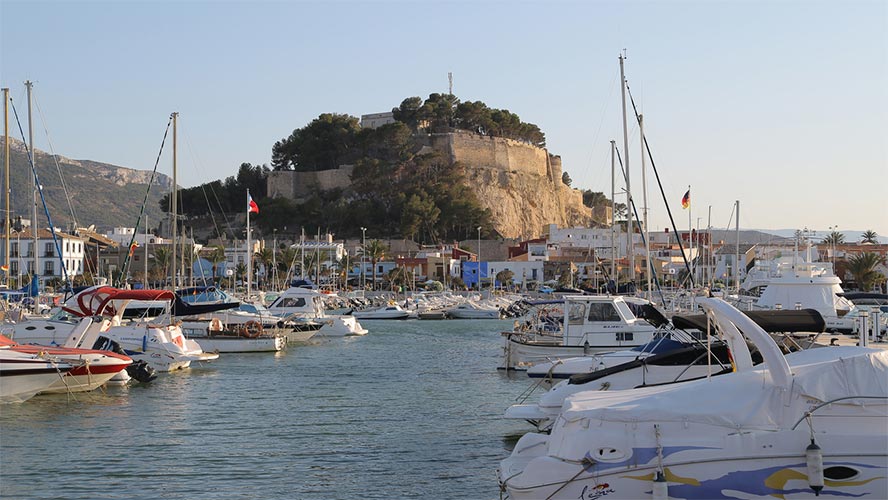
681 190 690 209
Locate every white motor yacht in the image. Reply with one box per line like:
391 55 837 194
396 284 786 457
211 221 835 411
267 287 367 336
446 301 502 319
0 349 72 403
501 295 658 370
353 304 411 320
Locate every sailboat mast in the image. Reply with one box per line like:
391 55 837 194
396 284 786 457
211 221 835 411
619 53 635 284
144 215 149 287
246 189 252 297
639 114 651 297
170 112 178 291
734 200 741 292
610 140 616 282
2 87 9 289
25 81 39 304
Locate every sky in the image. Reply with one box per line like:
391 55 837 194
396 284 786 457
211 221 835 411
2 0 886 239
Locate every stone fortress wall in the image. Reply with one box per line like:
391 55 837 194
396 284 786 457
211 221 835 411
267 131 591 238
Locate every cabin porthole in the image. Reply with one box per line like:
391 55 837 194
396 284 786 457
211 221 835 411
823 466 859 481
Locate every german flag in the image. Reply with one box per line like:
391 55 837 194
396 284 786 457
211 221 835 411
681 190 690 209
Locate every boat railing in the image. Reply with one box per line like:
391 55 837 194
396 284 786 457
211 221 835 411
790 395 888 430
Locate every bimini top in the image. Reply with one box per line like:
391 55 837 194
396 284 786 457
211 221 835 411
61 286 175 318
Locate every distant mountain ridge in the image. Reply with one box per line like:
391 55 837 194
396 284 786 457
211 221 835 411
1 136 172 231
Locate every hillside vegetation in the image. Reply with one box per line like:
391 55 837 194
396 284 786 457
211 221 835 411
1 136 170 232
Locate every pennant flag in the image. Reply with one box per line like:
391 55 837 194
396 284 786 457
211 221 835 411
681 190 690 209
248 193 259 214
128 242 139 256
0 265 8 272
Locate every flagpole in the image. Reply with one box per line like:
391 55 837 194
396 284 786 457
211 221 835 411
687 185 691 288
246 189 252 298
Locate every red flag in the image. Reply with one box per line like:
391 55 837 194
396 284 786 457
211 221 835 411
681 190 690 209
248 193 259 214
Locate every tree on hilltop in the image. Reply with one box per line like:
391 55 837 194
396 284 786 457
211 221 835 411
272 113 361 171
861 230 879 244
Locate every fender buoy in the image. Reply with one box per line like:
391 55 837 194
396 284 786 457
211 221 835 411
242 320 263 339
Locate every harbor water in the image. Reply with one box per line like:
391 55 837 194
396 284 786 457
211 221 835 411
0 319 532 499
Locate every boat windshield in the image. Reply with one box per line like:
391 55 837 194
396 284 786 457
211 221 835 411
614 300 636 320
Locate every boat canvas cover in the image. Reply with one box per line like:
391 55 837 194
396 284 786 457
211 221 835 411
557 347 888 433
672 309 825 333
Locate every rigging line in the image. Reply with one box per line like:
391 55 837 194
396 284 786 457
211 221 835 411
625 83 695 287
586 71 620 170
118 115 173 287
177 121 233 240
615 146 667 307
32 95 78 229
9 99 72 287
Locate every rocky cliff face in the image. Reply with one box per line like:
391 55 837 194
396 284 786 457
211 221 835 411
430 132 591 239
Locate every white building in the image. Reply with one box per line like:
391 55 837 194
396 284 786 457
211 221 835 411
487 261 544 288
360 112 396 129
106 227 167 246
543 223 642 261
0 229 86 286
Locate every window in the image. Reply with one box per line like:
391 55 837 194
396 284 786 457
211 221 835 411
588 302 621 322
27 242 33 257
44 242 54 257
568 303 586 325
10 261 18 274
277 297 306 308
43 261 54 276
10 243 18 257
616 332 634 341
66 241 70 252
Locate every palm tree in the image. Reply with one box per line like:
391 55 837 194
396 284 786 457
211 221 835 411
358 239 388 290
256 247 275 289
386 266 413 292
847 252 887 291
152 246 170 285
822 231 845 245
861 230 879 244
208 245 227 284
277 247 297 284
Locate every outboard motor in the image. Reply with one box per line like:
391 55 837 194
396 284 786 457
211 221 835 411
126 361 157 384
92 337 157 383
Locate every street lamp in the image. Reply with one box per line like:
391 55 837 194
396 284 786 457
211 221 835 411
477 226 482 290
360 227 367 291
828 225 838 270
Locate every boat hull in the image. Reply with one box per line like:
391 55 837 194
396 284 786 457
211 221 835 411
501 336 637 370
192 335 285 353
502 448 888 500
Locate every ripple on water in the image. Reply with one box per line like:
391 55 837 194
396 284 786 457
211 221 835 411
1 319 531 500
